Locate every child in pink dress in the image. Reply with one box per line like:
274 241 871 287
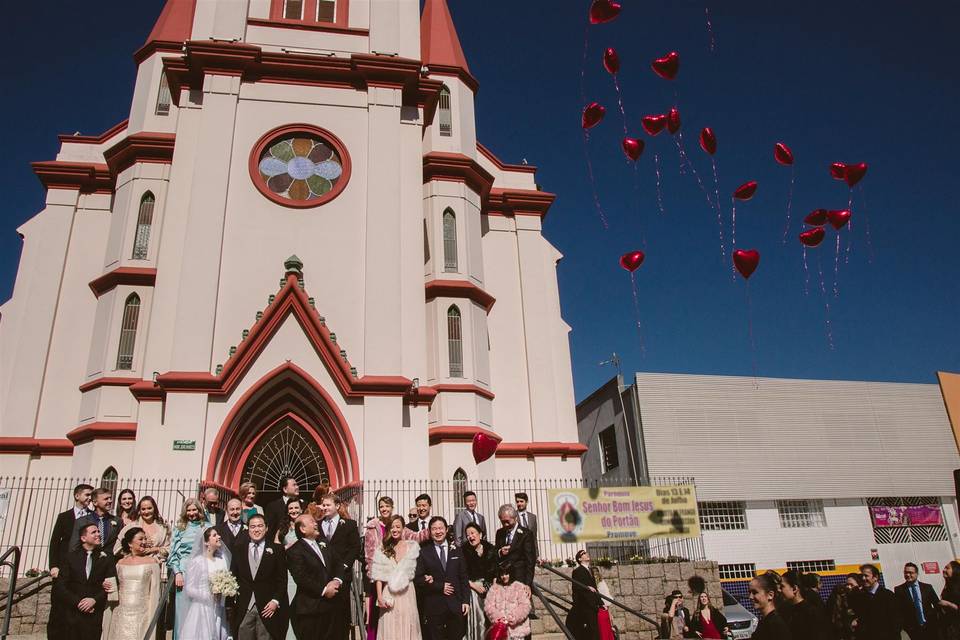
484 562 532 639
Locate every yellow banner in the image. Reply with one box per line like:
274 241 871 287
547 485 701 543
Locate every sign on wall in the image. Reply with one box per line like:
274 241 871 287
547 485 700 543
870 505 941 527
923 562 940 575
172 440 196 451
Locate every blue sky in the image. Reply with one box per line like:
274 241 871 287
1 1 957 402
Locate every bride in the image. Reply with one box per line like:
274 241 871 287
179 526 233 640
370 515 421 640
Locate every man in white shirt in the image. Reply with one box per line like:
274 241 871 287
230 514 287 640
406 493 433 533
217 498 248 552
514 492 538 536
453 490 486 546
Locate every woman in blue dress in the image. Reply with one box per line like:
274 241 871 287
169 498 208 639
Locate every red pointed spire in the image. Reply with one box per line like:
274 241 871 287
421 0 471 74
144 0 196 47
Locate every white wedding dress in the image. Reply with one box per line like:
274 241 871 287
179 552 232 640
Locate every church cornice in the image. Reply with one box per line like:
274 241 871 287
424 64 479 93
103 132 176 175
247 17 369 37
88 267 157 298
58 119 128 146
477 143 538 174
424 279 495 312
484 187 556 219
0 437 73 457
66 422 138 446
31 161 114 194
422 152 494 198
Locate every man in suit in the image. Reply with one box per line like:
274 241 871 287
70 488 121 554
514 492 538 537
218 498 249 552
286 513 345 640
852 563 902 640
204 486 226 526
47 483 94 640
316 493 361 639
265 477 306 542
53 522 117 640
494 504 537 586
405 493 433 534
230 514 288 640
453 491 486 546
895 562 939 640
415 516 470 640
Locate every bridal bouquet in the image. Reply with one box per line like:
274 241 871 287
210 569 239 598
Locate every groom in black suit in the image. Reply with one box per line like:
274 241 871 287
231 514 288 640
415 516 469 640
286 513 346 640
52 523 117 640
47 483 94 640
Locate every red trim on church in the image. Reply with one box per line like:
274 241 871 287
264 0 350 31
32 161 114 194
66 422 138 446
78 377 139 393
495 442 588 459
103 133 176 175
0 437 74 456
484 188 556 219
422 152 494 198
58 120 129 145
428 425 501 446
476 143 538 174
247 18 368 36
424 279 495 312
429 384 495 400
88 267 158 298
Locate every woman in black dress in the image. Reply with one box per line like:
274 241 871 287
462 522 497 640
750 572 792 640
566 550 602 640
779 570 827 640
939 560 960 640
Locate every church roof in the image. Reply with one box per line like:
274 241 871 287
144 0 196 47
420 0 471 74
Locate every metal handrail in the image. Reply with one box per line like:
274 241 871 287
0 572 52 612
532 579 574 609
141 565 170 640
531 582 576 640
1 546 22 640
538 562 660 629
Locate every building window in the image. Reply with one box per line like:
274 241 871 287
116 294 141 370
155 74 172 116
599 426 619 473
786 559 836 573
718 563 757 580
867 497 948 544
699 501 747 531
317 0 335 21
447 306 463 378
777 499 827 528
284 0 304 19
132 193 155 260
252 125 350 208
100 467 119 496
438 86 452 137
453 468 467 517
443 209 458 272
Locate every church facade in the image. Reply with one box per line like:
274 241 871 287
0 0 585 492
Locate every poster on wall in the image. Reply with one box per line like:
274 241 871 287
870 506 908 527
906 505 942 526
546 485 700 543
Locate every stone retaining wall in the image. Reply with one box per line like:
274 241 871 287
0 577 51 636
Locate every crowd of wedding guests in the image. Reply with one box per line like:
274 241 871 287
47 480 613 640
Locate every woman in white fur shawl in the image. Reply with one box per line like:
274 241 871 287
370 515 422 640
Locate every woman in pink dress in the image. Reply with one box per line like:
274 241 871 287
484 562 532 639
370 516 421 640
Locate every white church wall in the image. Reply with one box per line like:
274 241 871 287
128 55 179 136
369 0 418 60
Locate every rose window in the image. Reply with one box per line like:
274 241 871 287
250 125 350 207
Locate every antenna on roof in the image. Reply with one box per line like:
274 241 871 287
598 352 622 377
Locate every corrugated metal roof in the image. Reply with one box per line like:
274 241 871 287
633 373 960 500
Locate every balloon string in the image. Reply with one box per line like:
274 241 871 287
631 162 646 249
781 167 795 243
745 282 759 389
613 75 629 137
802 246 809 296
705 5 716 53
582 130 609 228
844 190 854 265
630 271 646 356
817 253 835 351
674 133 712 210
579 22 589 107
860 185 875 264
710 157 725 263
654 152 666 215
833 232 841 298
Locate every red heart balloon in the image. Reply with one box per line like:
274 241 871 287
603 47 620 75
619 250 645 272
830 162 847 180
827 209 851 230
733 181 758 200
774 142 794 166
589 0 621 24
799 227 825 247
642 114 667 136
844 162 868 187
803 208 828 226
582 102 606 129
651 51 679 80
622 137 644 161
667 107 681 134
472 432 499 464
733 249 760 280
699 127 717 155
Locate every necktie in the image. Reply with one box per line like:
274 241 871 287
521 512 527 528
439 545 447 570
324 519 332 539
470 512 476 524
506 530 513 545
912 583 926 625
85 551 92 579
420 520 426 531
97 516 106 542
252 542 261 574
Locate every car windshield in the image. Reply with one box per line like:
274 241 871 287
722 590 738 607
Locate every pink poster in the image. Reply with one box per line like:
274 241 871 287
907 505 942 526
870 505 908 527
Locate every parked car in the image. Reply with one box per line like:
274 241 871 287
722 589 758 639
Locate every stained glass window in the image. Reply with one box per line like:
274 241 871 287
116 294 140 370
257 133 345 204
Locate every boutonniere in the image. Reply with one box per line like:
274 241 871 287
110 519 119 527
99 551 108 559
265 547 274 554
318 541 327 549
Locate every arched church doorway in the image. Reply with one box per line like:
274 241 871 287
241 417 330 506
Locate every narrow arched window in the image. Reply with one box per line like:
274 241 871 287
155 74 171 116
116 294 141 370
442 209 458 272
447 305 463 378
101 467 118 496
438 86 452 137
131 193 155 260
453 468 468 516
